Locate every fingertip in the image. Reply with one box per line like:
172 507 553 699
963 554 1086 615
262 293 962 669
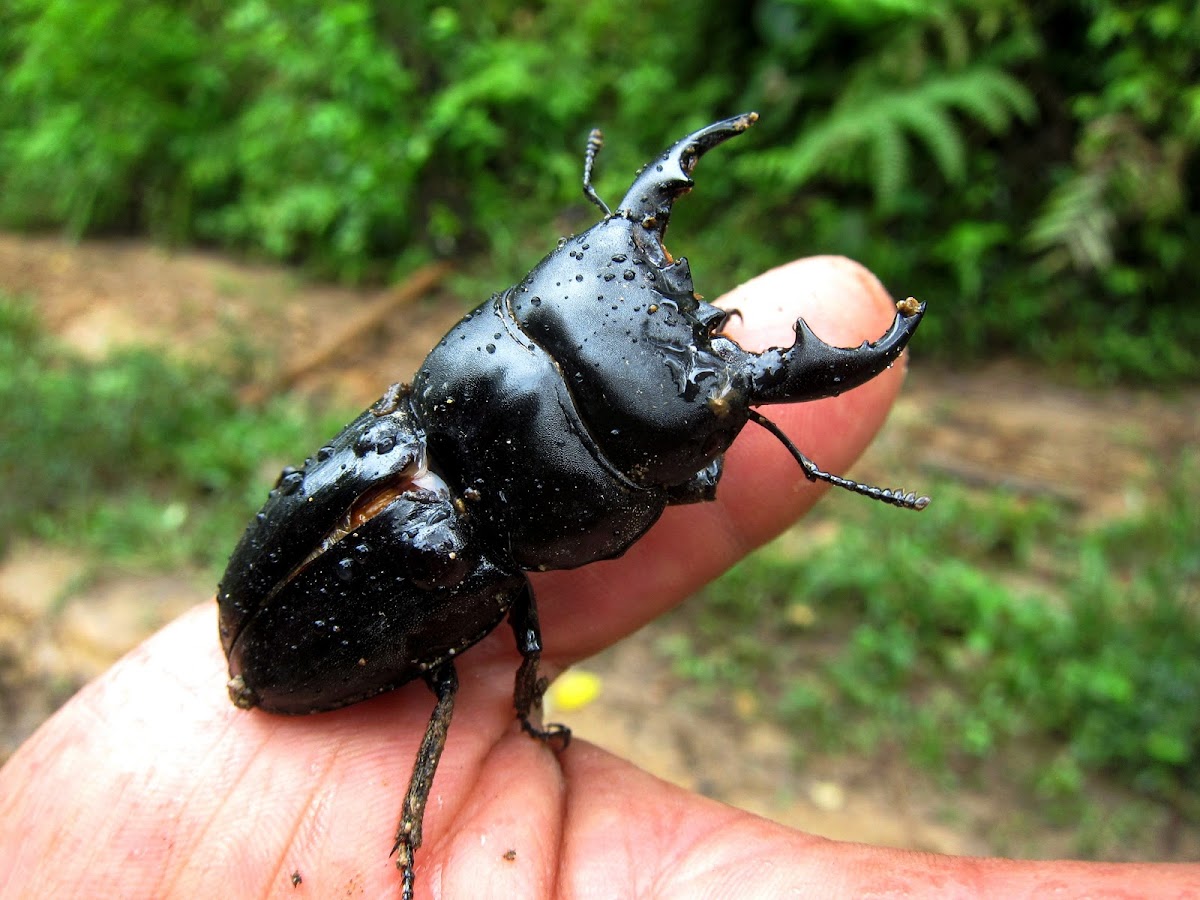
720 255 906 356
714 255 916 542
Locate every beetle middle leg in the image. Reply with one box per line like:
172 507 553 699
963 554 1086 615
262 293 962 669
509 582 571 748
392 662 458 900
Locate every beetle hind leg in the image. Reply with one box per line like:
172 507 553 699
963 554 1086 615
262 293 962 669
509 582 572 748
392 662 458 900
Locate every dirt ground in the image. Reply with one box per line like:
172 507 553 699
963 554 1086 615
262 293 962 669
2 232 1197 862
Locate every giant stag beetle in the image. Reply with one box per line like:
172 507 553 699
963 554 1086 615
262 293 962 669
217 112 928 897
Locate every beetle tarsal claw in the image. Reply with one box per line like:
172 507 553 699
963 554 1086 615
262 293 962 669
521 719 572 749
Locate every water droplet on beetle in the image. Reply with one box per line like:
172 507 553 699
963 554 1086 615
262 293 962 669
336 558 355 581
485 343 496 353
354 421 400 456
278 470 304 495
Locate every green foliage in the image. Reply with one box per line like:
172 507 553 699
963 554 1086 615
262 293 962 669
1028 2 1200 278
1 0 1197 380
0 0 739 280
0 293 345 569
744 54 1035 210
0 2 218 238
662 476 1200 826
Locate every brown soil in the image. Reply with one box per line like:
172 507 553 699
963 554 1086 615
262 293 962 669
1 232 1196 862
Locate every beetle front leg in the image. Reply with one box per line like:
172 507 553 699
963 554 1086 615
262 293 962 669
393 662 458 900
509 582 571 748
748 409 929 509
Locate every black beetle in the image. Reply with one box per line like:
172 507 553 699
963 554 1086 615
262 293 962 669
217 112 927 897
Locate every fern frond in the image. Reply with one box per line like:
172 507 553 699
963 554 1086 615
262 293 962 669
870 119 910 208
925 68 1037 132
1027 171 1114 272
753 113 870 187
893 96 965 184
743 64 1034 208
1028 115 1182 275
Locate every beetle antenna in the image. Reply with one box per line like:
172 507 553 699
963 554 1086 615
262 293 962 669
747 410 929 510
583 128 611 215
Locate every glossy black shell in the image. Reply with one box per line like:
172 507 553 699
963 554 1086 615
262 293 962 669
218 401 524 713
411 245 744 572
218 113 924 714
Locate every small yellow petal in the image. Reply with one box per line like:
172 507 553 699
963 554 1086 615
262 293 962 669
546 669 602 713
733 688 758 720
787 602 817 628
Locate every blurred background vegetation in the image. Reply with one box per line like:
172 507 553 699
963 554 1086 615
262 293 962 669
2 0 1198 379
1 0 1197 858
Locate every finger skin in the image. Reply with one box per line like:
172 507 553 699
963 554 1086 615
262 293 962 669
558 742 1200 900
4 606 1197 899
4 257 1194 898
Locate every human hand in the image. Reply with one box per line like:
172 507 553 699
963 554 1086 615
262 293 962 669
2 257 1194 897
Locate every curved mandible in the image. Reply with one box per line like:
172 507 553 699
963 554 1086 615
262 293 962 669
745 299 926 405
616 112 758 235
